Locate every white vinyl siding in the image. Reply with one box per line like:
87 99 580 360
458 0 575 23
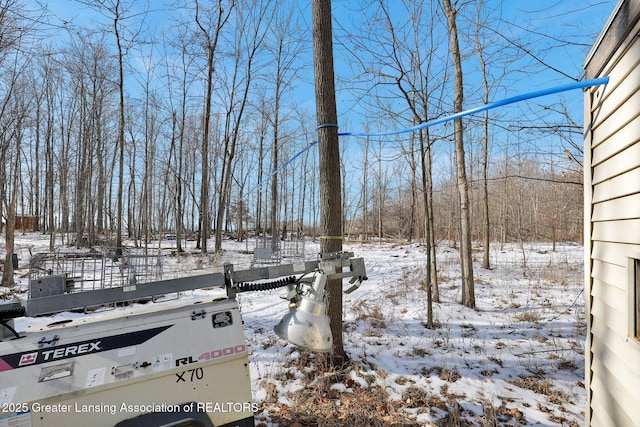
634 259 640 340
585 1 640 425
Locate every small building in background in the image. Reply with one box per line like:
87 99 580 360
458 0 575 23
15 215 38 232
584 0 640 425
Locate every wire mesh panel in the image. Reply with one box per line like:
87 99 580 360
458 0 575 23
281 238 305 259
111 248 164 283
252 237 282 266
28 248 164 298
251 236 306 266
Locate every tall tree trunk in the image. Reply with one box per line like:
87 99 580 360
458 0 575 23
256 106 266 233
443 0 475 308
270 101 279 237
114 2 125 255
362 138 369 240
312 0 345 365
46 112 55 251
195 0 233 254
44 74 56 251
2 199 15 287
34 99 41 233
169 111 184 253
377 142 383 244
214 0 266 253
198 44 214 253
419 129 433 328
475 17 491 270
408 136 417 242
427 138 439 303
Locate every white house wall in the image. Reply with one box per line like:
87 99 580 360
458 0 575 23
585 1 640 425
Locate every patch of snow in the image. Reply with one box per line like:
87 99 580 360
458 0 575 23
2 234 586 425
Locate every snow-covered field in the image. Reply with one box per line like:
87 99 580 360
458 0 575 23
2 233 586 426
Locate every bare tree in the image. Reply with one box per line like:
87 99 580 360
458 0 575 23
193 0 233 253
59 31 117 248
254 93 269 233
128 42 160 248
442 0 474 308
75 0 146 252
474 9 491 270
0 0 34 286
1 69 31 287
162 29 190 252
36 52 61 251
341 0 444 312
374 140 387 243
113 0 131 252
213 0 271 253
312 0 345 365
266 3 305 239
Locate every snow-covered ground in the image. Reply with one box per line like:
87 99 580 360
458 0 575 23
2 233 586 426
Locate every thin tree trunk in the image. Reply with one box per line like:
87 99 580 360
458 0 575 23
198 44 213 253
427 140 439 303
115 2 125 255
194 0 229 253
476 26 491 270
270 99 279 237
420 129 433 328
2 198 15 287
443 0 475 308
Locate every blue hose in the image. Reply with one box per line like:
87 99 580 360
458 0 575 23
250 140 318 192
251 77 609 191
339 77 609 138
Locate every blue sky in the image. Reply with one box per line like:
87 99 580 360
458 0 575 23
332 1 614 126
29 0 618 189
34 0 616 124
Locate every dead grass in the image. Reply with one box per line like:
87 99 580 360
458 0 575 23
510 376 570 405
351 301 385 321
438 368 462 383
256 353 538 427
260 355 421 426
257 347 579 425
478 401 525 427
515 309 542 322
557 359 578 371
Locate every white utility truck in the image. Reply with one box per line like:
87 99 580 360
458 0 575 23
0 250 366 427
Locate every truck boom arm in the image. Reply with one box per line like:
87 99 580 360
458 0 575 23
2 251 367 318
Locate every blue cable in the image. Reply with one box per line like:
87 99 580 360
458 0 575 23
251 77 609 192
338 77 609 138
250 140 318 192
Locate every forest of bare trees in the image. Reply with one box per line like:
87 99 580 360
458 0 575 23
1 0 601 285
